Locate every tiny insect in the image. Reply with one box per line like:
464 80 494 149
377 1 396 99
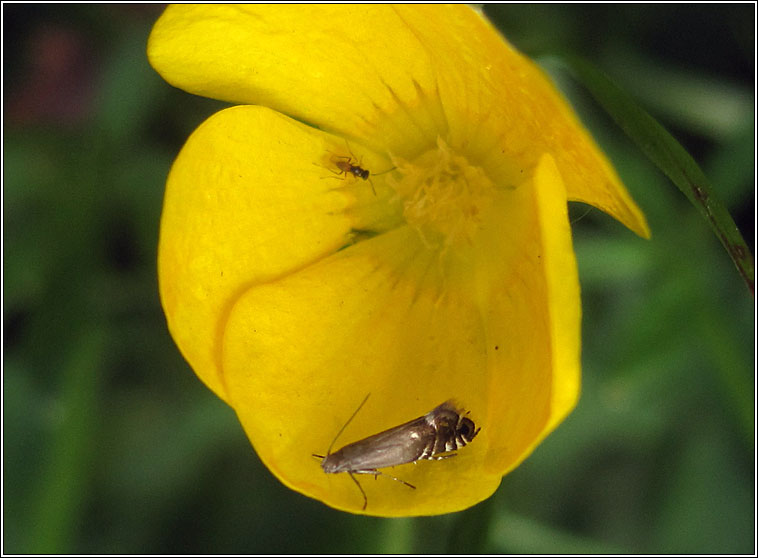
313 395 480 510
322 152 377 195
332 154 370 182
317 142 395 196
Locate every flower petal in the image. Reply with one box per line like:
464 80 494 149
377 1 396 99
147 5 439 154
158 105 382 400
386 6 651 239
474 154 582 476
221 226 500 515
509 153 582 462
220 153 580 515
148 5 648 238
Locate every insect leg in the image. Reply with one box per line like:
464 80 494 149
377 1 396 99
313 161 347 180
326 150 353 167
352 468 416 490
427 453 457 461
347 472 368 511
343 139 359 162
377 471 416 490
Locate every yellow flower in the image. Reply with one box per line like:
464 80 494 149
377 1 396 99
148 5 649 517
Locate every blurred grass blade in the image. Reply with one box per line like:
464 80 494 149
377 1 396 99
488 510 629 554
26 328 105 553
446 494 495 553
555 55 754 295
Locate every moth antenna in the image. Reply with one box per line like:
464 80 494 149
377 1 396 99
326 393 371 456
570 205 593 225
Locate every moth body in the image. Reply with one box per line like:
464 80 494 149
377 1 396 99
314 398 480 510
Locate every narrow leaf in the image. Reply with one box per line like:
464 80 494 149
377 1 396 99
553 55 754 295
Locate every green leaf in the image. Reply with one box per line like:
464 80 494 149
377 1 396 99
551 55 754 295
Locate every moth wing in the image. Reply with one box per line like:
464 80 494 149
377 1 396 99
333 416 434 471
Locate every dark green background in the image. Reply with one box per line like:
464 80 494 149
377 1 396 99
3 4 754 553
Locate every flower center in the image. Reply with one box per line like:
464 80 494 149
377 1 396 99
390 138 498 251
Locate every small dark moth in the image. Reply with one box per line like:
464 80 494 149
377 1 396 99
313 395 480 510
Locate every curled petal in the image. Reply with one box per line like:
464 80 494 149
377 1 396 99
159 105 379 399
220 154 579 515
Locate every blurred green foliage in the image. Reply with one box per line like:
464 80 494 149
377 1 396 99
3 4 754 554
